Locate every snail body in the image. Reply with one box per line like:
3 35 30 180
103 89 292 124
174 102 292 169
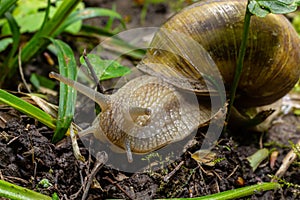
50 73 210 162
50 0 300 162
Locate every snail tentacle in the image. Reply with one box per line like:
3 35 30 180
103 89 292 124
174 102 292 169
49 72 111 111
124 138 133 163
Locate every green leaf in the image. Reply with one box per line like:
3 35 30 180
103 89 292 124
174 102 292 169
80 54 131 81
0 89 56 129
53 1 84 34
14 0 48 15
0 180 52 200
50 39 77 143
292 14 300 34
30 73 56 90
1 21 11 35
64 19 82 34
38 178 52 188
17 12 45 33
260 1 297 14
248 1 270 17
100 62 131 80
7 0 57 34
293 108 300 115
0 37 13 52
52 193 60 200
249 0 298 17
247 148 269 171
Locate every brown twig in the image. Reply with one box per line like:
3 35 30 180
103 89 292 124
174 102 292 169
273 139 300 181
0 170 3 180
163 161 184 182
226 165 239 179
4 176 29 185
18 48 31 93
103 176 135 200
83 49 104 93
6 135 20 145
81 151 108 200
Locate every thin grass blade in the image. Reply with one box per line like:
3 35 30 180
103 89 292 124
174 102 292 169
156 182 280 200
51 39 77 143
0 89 56 129
0 179 52 200
4 12 20 66
55 7 125 35
40 0 51 30
0 0 18 17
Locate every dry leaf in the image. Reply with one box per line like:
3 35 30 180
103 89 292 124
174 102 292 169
191 149 217 167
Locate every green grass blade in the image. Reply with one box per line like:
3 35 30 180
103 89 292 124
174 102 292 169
18 0 82 64
157 182 280 200
226 2 252 125
55 7 124 35
51 39 77 143
0 89 56 129
0 0 18 17
40 0 51 31
0 0 82 87
3 12 20 67
80 25 146 60
81 24 115 37
194 182 280 200
0 179 52 200
104 4 120 31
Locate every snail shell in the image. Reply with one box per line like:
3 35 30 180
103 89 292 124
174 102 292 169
139 0 300 107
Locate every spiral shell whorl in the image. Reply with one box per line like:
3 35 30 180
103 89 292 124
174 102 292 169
140 0 300 107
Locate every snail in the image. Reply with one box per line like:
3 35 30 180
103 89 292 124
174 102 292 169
50 0 300 162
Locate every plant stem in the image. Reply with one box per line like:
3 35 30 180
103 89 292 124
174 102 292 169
159 182 280 200
226 0 252 124
0 180 52 200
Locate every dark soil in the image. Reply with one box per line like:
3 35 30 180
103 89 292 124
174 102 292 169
1 106 300 199
1 0 300 199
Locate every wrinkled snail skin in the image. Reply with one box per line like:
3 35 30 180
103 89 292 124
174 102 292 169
50 0 300 161
140 0 300 107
